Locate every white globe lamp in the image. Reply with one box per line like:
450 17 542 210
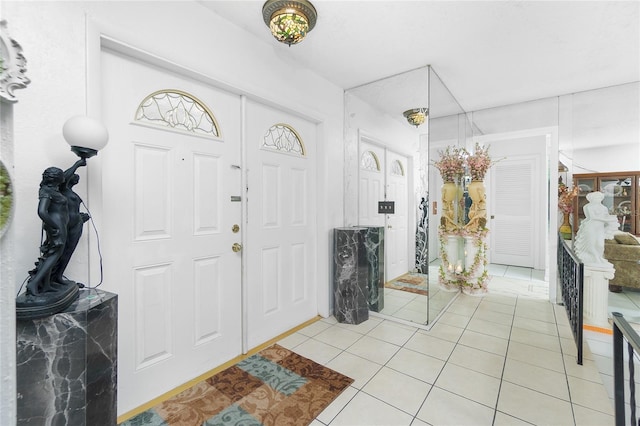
62 115 109 159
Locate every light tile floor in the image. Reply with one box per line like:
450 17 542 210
277 265 630 425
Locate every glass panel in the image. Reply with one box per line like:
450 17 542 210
390 159 404 176
262 124 305 156
345 67 431 326
600 176 633 233
135 90 220 137
575 177 596 229
360 151 380 171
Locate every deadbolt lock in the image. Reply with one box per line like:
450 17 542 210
232 224 240 233
232 243 243 253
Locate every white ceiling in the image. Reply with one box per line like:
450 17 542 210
200 0 639 113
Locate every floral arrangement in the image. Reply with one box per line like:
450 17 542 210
433 146 466 182
434 144 496 182
558 184 578 214
466 143 492 181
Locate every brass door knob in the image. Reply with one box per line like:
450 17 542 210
232 243 243 253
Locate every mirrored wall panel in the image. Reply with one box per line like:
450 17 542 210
344 66 462 327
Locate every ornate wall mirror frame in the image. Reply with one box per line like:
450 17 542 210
1 18 30 426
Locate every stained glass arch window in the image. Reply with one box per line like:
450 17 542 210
360 151 380 171
391 159 405 176
262 123 306 156
135 89 221 138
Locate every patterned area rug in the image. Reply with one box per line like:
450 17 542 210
385 272 428 296
121 344 353 426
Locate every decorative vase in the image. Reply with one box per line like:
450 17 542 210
559 212 572 239
441 181 458 232
467 181 485 209
465 180 487 232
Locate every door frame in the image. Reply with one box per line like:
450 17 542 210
473 127 559 302
85 21 329 359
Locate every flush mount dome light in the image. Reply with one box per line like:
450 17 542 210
262 0 317 46
403 108 429 127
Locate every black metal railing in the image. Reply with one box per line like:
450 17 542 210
557 233 584 365
612 312 640 426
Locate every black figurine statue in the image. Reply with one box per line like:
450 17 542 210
51 159 89 285
17 159 88 319
25 167 69 295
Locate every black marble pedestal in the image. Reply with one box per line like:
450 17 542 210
17 289 118 426
362 227 384 312
334 227 369 324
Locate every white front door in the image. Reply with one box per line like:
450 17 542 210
101 49 242 415
482 133 546 269
385 151 409 281
244 99 317 349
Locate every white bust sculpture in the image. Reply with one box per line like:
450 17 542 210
574 191 619 266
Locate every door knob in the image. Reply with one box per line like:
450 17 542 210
387 225 393 229
232 243 243 253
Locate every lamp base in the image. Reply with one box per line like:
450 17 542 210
70 146 98 159
16 283 80 320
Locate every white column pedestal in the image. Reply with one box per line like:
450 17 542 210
583 263 615 328
444 235 460 280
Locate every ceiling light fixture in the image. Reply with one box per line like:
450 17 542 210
403 108 429 127
262 0 317 46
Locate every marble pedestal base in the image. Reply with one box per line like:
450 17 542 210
17 289 118 425
583 263 615 328
334 227 369 324
362 226 384 313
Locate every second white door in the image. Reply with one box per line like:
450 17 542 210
244 99 318 349
385 151 409 281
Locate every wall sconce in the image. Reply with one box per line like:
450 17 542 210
16 116 109 320
262 0 317 46
403 108 429 127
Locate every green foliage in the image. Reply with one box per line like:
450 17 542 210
0 163 13 232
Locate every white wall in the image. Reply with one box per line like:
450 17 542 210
561 82 640 174
1 1 344 422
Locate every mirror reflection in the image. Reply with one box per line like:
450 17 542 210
344 66 462 327
345 68 638 328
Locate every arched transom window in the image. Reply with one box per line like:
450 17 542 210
135 89 221 138
360 150 380 171
391 159 405 176
262 124 306 156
